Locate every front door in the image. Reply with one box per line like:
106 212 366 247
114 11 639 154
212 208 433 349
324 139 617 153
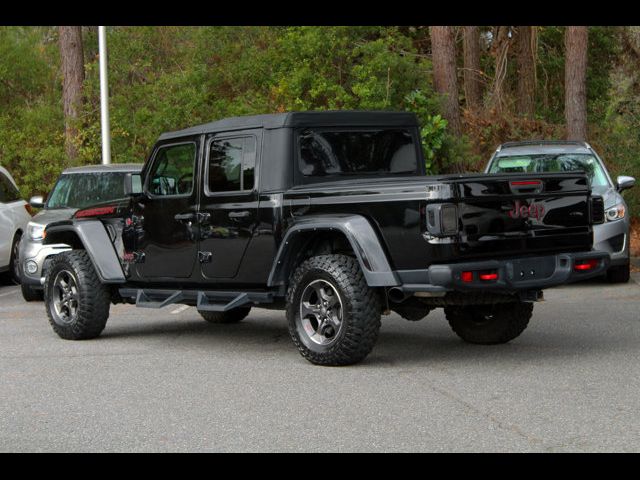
135 138 200 279
198 130 260 280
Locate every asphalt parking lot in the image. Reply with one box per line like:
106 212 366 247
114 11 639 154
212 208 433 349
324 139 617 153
1 275 639 452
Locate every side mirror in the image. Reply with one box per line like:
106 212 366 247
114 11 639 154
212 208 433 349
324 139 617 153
29 195 45 209
617 175 635 192
124 173 143 196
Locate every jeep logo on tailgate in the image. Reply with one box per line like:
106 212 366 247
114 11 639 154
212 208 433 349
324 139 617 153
508 200 545 220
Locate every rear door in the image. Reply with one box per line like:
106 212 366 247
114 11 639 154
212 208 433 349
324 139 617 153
198 129 261 280
452 172 593 258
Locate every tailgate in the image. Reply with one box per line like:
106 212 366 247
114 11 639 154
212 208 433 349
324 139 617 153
451 172 595 258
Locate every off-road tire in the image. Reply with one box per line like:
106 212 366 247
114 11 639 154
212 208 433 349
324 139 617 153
606 263 630 284
444 302 533 345
44 250 111 340
198 307 251 324
21 283 44 302
286 254 381 366
9 233 22 284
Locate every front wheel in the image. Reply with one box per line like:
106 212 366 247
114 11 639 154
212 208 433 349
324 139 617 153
44 250 111 340
9 234 22 284
444 302 533 345
21 283 44 302
286 254 381 366
606 263 630 284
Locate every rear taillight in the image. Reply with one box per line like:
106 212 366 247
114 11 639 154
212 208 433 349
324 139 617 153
24 204 34 216
574 259 599 271
426 203 458 237
591 197 604 224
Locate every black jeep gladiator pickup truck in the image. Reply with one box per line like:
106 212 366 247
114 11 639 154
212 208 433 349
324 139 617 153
41 111 609 365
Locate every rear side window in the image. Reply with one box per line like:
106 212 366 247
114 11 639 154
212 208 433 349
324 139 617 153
0 172 20 203
208 136 256 193
297 128 418 177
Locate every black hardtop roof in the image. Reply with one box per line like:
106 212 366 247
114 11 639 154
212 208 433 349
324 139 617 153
158 110 419 141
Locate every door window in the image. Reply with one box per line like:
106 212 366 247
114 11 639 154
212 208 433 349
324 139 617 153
147 143 196 197
208 136 256 193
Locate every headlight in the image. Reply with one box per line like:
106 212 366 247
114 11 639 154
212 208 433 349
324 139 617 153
27 222 45 241
605 203 626 222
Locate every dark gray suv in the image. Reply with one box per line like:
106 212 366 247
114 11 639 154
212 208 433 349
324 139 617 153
19 163 142 301
485 141 635 283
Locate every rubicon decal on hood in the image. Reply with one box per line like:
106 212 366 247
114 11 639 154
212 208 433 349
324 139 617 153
508 200 545 220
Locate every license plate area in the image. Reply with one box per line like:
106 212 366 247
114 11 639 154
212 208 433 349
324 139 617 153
509 256 556 282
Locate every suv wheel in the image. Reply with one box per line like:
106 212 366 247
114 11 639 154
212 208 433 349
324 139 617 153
444 302 533 345
44 251 111 340
286 254 381 366
606 263 630 284
21 283 44 302
9 233 22 284
199 307 251 324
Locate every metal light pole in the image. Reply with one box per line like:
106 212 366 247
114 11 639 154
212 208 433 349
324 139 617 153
98 26 111 165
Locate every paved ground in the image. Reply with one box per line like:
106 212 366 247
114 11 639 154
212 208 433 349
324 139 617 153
0 275 639 452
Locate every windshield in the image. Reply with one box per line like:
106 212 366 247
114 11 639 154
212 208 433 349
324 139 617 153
489 153 610 187
46 172 128 209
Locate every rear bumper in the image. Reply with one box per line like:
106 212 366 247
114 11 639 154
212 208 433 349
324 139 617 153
395 251 611 294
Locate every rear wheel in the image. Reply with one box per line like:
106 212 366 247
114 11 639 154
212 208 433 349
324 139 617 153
606 263 630 284
444 302 533 345
286 254 381 366
44 251 111 340
198 307 251 324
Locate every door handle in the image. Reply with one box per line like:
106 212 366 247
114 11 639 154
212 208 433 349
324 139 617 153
174 212 196 222
228 210 251 219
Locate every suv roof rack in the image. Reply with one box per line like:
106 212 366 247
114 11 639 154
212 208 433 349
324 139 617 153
499 140 589 149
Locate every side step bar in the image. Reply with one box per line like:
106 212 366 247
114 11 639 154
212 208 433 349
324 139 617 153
118 288 275 312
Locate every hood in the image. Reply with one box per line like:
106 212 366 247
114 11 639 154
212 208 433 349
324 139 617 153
31 208 78 226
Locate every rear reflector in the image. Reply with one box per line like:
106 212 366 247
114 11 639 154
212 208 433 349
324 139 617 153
479 272 499 281
574 259 599 271
461 271 473 283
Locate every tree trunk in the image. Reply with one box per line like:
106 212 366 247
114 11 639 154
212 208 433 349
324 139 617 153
462 26 483 111
565 26 588 141
516 26 536 117
59 26 84 162
488 26 513 113
430 26 462 136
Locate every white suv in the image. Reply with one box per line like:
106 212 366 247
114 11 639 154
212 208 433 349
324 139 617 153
0 166 31 283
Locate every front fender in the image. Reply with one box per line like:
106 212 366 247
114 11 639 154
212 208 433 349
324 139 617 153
44 220 125 284
267 214 400 287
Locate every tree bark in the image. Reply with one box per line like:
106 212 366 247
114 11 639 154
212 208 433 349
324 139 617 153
462 26 483 111
565 26 588 141
516 26 536 117
488 26 513 113
59 26 85 162
430 26 462 136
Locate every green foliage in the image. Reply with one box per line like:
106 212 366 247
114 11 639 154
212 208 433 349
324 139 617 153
0 25 637 219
